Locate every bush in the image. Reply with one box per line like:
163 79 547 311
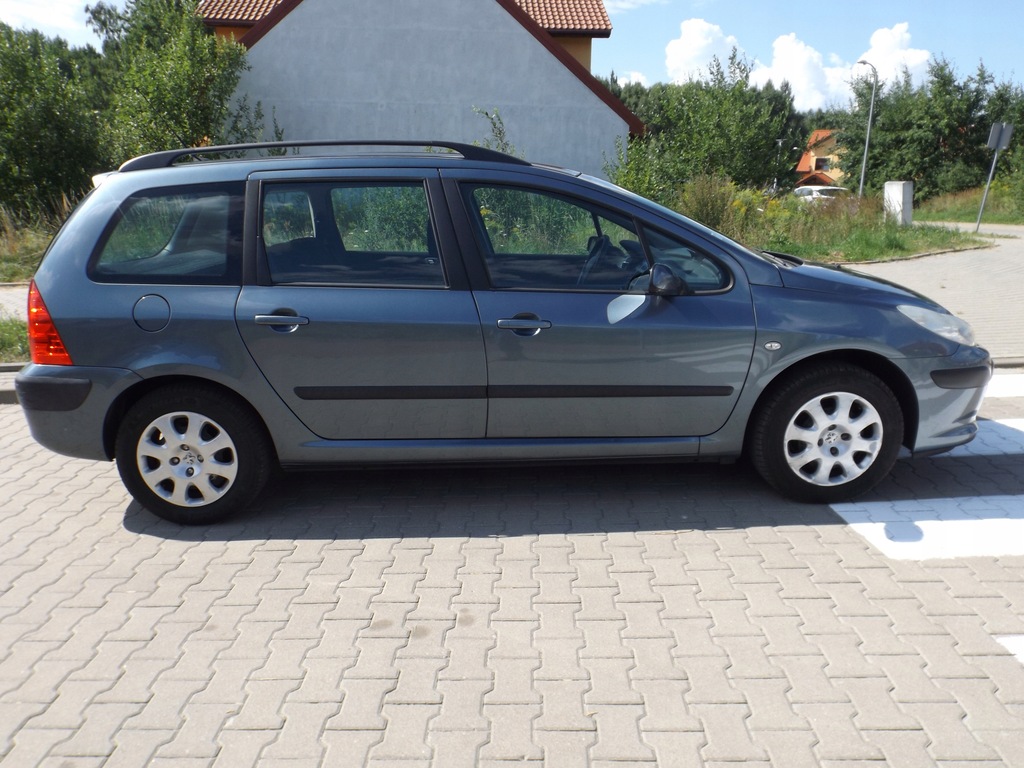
675 175 736 232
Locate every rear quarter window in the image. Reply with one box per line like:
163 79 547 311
89 183 244 284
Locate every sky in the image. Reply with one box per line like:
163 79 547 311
592 0 1024 110
2 0 1022 113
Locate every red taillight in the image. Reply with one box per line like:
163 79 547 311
28 281 73 366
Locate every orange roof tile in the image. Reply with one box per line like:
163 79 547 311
807 129 834 148
198 0 612 35
197 0 280 24
512 0 611 35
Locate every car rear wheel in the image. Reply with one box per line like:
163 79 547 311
749 364 904 503
115 385 273 524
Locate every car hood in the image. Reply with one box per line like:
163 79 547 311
773 257 936 307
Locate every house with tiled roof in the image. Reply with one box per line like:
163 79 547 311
196 0 639 176
200 0 613 70
795 129 847 187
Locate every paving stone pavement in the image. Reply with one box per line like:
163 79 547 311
856 223 1024 365
2 383 1024 767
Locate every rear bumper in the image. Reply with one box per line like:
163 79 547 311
16 364 142 461
16 374 93 411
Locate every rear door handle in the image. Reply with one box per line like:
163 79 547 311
255 314 310 327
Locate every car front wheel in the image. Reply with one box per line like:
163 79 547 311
115 385 273 524
749 364 904 503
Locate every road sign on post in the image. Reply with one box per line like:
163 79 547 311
978 123 1014 232
988 122 1014 151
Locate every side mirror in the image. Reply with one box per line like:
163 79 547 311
649 263 689 296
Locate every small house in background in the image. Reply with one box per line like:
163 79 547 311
196 0 642 177
795 129 846 187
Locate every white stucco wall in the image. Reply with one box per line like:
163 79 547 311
234 0 630 177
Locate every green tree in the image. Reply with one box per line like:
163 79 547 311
0 25 101 211
835 59 1006 201
604 51 803 203
88 0 259 164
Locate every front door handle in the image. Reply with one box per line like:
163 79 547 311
497 315 552 337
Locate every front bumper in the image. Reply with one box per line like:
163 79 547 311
911 347 993 455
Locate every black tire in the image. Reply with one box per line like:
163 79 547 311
115 384 273 524
749 364 904 503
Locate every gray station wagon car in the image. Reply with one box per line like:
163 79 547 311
17 140 992 524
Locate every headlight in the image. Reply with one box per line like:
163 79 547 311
897 305 976 346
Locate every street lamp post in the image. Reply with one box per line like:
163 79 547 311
856 59 878 198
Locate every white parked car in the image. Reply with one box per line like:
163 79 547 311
793 185 850 202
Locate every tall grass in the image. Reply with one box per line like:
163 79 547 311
916 181 1024 224
0 315 28 363
0 203 64 282
674 176 981 262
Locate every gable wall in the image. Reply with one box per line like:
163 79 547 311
235 0 629 176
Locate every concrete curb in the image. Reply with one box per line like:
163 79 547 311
0 363 21 405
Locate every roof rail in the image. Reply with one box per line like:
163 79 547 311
118 140 531 173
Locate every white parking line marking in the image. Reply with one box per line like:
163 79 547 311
996 636 1024 666
831 501 1024 560
985 373 1024 399
832 418 1024 560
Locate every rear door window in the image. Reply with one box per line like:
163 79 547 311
262 181 445 287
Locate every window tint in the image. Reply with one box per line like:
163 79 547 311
263 182 444 287
642 226 731 293
464 185 645 291
91 184 242 284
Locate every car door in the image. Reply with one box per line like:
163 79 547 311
236 171 487 440
444 173 756 443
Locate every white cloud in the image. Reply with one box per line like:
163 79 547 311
749 33 852 111
856 23 930 86
666 20 933 111
0 0 107 46
666 19 742 83
619 70 650 87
